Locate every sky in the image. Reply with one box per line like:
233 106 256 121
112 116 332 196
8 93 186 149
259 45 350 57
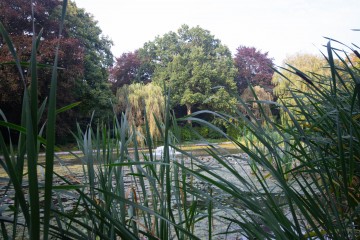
74 0 360 65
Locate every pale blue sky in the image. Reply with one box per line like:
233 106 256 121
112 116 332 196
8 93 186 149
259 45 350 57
74 0 359 64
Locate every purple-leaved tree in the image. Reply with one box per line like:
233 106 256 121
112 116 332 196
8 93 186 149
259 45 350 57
234 46 274 95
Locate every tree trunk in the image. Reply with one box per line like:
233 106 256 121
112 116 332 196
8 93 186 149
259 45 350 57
186 104 192 126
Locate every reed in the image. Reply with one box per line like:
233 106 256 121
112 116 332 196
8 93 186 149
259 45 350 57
0 1 359 238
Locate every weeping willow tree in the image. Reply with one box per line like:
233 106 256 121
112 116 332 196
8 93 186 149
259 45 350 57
116 83 165 144
240 86 273 124
272 53 330 125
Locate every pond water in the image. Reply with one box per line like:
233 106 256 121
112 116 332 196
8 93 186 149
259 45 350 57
0 144 305 239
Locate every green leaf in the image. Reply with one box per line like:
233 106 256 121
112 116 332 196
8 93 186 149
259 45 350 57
56 102 81 114
43 1 68 239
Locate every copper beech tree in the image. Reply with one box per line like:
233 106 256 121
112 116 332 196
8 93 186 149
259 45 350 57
109 51 152 92
0 0 113 140
234 46 274 95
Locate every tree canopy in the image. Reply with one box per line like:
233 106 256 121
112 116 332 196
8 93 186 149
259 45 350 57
234 46 274 95
272 53 329 124
0 0 114 139
138 25 237 116
60 1 114 119
109 51 151 92
272 53 329 98
116 83 164 144
240 86 273 123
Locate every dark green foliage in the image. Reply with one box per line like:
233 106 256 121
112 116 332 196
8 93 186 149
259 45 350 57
225 124 241 139
180 126 196 141
197 126 210 138
180 125 224 141
138 25 238 116
59 1 115 120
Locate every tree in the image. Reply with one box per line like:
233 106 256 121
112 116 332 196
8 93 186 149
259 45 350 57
109 51 151 92
0 0 114 139
116 83 164 144
234 46 274 95
240 86 273 124
272 53 329 97
0 0 85 139
272 53 329 124
138 25 237 117
62 1 114 119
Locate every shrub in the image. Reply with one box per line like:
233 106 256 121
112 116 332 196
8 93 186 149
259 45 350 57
225 124 241 139
197 126 210 138
180 125 195 141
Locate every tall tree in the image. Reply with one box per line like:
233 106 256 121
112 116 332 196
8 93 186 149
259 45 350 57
0 0 114 139
0 0 84 138
272 53 329 124
139 25 237 117
234 46 274 95
109 50 151 92
240 86 273 124
272 53 329 98
116 83 164 144
61 1 114 119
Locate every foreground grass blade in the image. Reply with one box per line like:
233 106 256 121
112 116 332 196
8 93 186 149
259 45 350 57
43 1 68 239
0 133 30 225
26 1 41 238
